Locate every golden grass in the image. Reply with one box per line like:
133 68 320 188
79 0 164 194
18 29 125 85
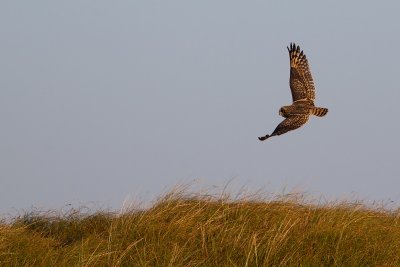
1 188 400 266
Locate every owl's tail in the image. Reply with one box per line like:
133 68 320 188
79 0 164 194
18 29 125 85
311 107 328 117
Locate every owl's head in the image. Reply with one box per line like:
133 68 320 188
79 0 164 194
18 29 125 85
279 107 289 117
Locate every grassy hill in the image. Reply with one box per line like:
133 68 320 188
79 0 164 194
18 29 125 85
1 189 400 266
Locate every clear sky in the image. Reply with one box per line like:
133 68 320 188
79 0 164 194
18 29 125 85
1 1 400 214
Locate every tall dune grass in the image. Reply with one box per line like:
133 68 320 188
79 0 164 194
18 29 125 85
1 188 400 266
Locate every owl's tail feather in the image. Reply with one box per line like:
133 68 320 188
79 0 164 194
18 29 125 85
311 107 328 117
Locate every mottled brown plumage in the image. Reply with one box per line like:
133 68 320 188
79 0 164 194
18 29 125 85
258 43 328 141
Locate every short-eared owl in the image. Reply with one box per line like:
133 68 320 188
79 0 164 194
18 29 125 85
258 43 328 141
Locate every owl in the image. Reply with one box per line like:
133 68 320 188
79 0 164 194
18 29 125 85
258 43 328 141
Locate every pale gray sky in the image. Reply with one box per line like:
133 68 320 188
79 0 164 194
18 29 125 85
1 1 400 214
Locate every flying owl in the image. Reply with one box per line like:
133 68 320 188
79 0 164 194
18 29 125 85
258 43 328 141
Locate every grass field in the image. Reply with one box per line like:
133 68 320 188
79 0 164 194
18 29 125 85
1 188 400 266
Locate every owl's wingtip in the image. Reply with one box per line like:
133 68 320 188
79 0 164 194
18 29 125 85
258 135 270 141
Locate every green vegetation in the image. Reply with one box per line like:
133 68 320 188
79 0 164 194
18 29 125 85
1 189 400 266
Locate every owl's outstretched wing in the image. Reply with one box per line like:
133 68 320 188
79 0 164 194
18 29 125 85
258 115 309 141
288 43 315 103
